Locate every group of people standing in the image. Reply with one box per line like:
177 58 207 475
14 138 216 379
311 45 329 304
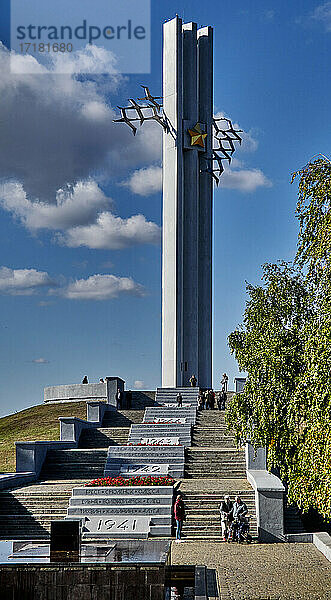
219 494 248 542
197 389 227 411
173 493 249 543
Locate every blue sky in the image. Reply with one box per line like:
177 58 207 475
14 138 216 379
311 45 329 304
0 0 330 416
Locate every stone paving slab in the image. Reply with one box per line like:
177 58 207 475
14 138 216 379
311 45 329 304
178 478 252 493
170 541 331 600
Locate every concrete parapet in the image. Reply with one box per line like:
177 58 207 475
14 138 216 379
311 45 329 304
247 469 285 542
87 401 109 423
15 440 75 477
0 472 36 490
44 382 107 403
60 402 108 441
245 443 267 471
44 377 125 406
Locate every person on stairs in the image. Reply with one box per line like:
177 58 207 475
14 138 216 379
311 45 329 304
220 390 227 410
189 374 197 387
231 495 249 542
219 495 233 541
116 388 123 409
221 373 229 392
82 375 88 384
174 494 186 542
176 392 183 407
198 391 204 410
207 389 215 410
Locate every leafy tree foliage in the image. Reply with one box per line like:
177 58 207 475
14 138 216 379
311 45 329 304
227 157 331 518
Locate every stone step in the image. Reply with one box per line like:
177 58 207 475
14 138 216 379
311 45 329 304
185 498 255 503
184 474 245 479
183 525 257 534
79 428 129 448
101 410 145 427
184 502 255 509
185 464 245 469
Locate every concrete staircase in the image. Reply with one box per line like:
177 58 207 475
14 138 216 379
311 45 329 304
179 409 257 540
182 489 257 540
185 448 246 478
185 410 245 478
77 409 145 449
0 409 143 540
0 483 74 539
155 387 199 406
102 409 145 427
79 427 129 448
39 449 107 480
284 502 306 534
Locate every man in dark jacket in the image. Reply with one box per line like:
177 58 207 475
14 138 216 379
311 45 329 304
116 389 123 409
219 495 233 540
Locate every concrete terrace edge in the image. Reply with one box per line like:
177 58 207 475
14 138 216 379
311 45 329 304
285 532 331 563
0 472 36 490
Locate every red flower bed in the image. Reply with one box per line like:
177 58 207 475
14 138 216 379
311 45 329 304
85 475 175 487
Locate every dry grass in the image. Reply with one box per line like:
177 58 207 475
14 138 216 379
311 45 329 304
0 402 87 472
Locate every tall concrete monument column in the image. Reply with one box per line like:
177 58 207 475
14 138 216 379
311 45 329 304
162 17 213 388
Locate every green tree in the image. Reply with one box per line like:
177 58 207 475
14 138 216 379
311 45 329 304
227 157 331 519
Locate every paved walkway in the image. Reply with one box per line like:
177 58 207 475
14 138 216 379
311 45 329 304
171 541 331 599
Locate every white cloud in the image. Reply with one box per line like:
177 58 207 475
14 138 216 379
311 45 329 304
57 274 145 300
31 358 50 364
0 180 111 231
212 111 271 191
0 179 161 250
220 168 272 192
47 44 119 75
263 9 275 21
311 2 331 31
0 44 161 204
0 266 146 301
134 380 144 389
123 166 163 196
59 212 161 250
0 267 55 295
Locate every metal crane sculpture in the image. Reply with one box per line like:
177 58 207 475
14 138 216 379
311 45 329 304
113 85 167 136
113 86 242 183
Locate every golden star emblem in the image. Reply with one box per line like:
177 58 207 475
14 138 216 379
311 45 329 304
188 123 207 148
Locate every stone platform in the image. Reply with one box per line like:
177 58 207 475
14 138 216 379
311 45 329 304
171 541 331 600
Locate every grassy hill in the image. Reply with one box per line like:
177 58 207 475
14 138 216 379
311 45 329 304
0 401 88 473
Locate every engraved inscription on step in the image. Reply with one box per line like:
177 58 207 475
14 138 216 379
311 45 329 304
83 516 150 534
120 464 169 474
71 507 161 515
139 437 180 445
80 497 163 505
154 418 186 424
82 488 169 495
